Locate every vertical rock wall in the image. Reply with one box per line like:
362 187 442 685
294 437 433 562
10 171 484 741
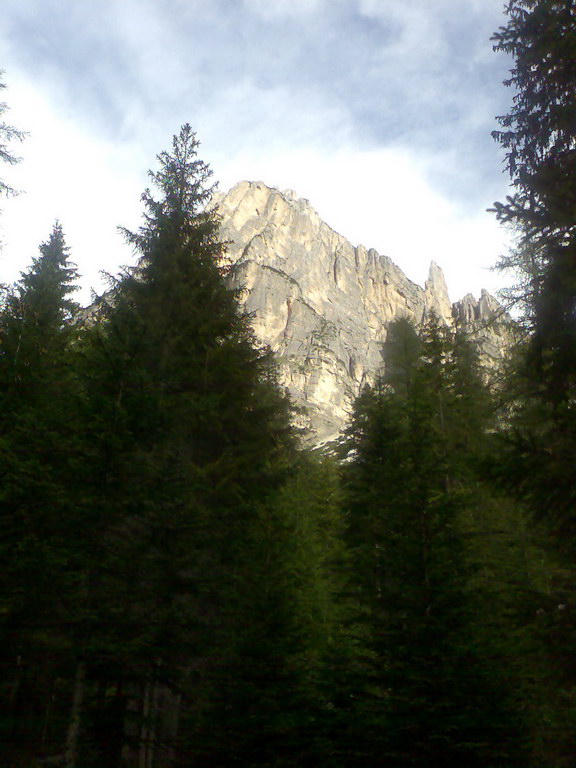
217 181 508 443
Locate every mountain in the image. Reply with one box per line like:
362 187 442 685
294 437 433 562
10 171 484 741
82 181 509 444
217 181 509 443
215 181 511 443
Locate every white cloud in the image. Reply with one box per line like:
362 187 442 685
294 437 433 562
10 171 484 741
243 0 328 19
0 0 513 308
1 76 146 302
1 78 509 308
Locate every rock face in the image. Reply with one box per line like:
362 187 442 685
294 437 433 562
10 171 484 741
452 289 511 366
217 181 508 443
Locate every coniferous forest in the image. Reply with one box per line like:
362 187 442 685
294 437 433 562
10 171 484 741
1 2 575 766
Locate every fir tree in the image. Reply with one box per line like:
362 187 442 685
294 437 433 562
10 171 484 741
0 223 82 762
0 221 78 390
490 0 576 532
76 125 300 766
342 317 526 767
187 454 351 767
490 10 576 753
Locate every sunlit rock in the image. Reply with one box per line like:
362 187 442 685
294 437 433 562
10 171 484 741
217 181 509 443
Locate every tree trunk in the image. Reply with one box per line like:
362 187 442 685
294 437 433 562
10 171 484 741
122 683 142 766
161 688 181 768
64 660 86 768
139 681 152 768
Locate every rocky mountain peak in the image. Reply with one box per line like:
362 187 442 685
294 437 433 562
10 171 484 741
424 260 452 321
217 181 509 443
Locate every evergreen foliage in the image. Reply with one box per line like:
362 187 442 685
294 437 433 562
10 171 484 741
1 16 574 756
492 0 576 398
72 124 308 765
1 222 78 387
486 2 575 542
491 0 576 538
0 70 25 200
184 456 348 767
490 4 576 761
342 317 526 766
0 223 83 762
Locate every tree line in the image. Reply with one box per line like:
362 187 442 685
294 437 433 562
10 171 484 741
0 1 575 766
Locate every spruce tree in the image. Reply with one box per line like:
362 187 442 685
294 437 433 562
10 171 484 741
490 9 576 753
0 220 80 606
0 222 78 389
0 223 82 762
342 317 526 767
187 454 351 768
491 0 576 533
77 125 299 766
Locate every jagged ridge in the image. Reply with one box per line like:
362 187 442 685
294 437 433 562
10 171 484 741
218 181 508 443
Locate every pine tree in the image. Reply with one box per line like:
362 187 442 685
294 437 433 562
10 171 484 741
0 220 80 604
490 11 576 753
342 317 526 767
187 454 351 767
0 223 83 762
0 221 78 390
490 0 576 534
76 125 300 766
491 1 576 363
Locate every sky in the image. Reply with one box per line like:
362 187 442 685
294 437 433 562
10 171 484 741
0 0 515 306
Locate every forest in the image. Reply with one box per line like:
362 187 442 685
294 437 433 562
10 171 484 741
1 1 575 766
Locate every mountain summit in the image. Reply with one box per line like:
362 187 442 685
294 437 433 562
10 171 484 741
217 181 508 443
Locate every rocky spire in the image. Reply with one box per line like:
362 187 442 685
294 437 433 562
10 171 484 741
424 261 452 321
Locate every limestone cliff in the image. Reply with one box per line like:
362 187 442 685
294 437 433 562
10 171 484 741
217 181 509 443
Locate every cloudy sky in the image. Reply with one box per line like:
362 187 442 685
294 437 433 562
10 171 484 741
1 0 515 305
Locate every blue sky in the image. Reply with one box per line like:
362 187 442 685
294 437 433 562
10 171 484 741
1 0 514 303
